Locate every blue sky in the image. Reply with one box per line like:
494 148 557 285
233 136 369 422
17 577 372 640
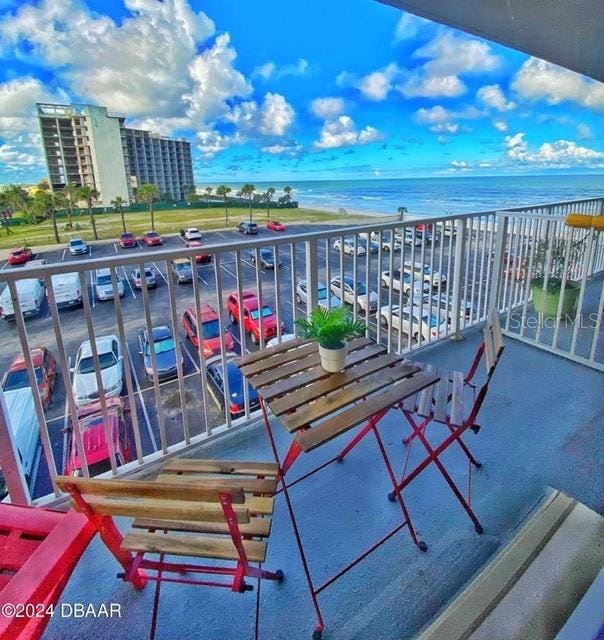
0 0 603 185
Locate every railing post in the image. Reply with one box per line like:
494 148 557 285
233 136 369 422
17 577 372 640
488 211 509 315
0 387 30 505
450 217 466 340
305 238 319 318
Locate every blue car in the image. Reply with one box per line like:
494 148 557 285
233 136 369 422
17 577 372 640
205 353 259 417
137 325 180 382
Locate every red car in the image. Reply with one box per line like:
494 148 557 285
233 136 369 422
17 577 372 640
119 232 137 248
2 347 57 409
63 398 133 476
225 290 280 344
7 247 33 265
267 220 286 232
186 240 212 264
141 231 163 246
182 304 235 357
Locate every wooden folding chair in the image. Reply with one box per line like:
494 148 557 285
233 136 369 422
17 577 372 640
338 309 505 535
56 458 283 640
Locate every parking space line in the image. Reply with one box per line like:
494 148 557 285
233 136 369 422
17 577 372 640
196 270 208 285
121 266 137 299
61 249 66 261
152 261 169 285
181 342 200 373
215 231 230 240
126 343 158 452
113 243 118 254
220 263 238 280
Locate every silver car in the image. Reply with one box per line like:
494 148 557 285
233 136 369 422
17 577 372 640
94 268 125 301
296 280 342 310
330 275 378 312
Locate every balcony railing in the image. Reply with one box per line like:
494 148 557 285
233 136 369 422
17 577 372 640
0 196 601 505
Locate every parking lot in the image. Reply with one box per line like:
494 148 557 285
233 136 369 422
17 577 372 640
0 221 494 499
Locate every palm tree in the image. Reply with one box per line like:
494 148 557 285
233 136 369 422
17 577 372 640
78 185 99 240
137 183 160 230
215 185 231 224
186 185 198 204
265 187 276 220
31 191 60 243
63 183 79 229
51 192 68 244
0 191 14 235
397 205 408 221
240 183 256 222
205 186 213 204
111 196 127 233
283 185 292 204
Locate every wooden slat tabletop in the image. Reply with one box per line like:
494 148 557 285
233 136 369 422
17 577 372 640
236 338 440 453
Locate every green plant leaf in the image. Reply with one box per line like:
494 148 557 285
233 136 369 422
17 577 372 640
295 306 366 349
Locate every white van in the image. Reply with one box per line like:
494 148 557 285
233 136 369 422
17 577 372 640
0 278 45 321
49 272 82 308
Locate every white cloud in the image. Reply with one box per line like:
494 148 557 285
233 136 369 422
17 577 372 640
253 58 308 81
261 143 302 156
512 57 604 111
577 124 592 140
398 74 465 98
450 160 471 172
431 123 458 134
504 132 604 166
416 105 473 136
416 105 452 124
394 13 430 41
258 93 295 136
493 120 508 132
314 115 382 149
477 84 516 111
0 142 39 167
310 97 345 119
358 63 400 101
196 128 244 158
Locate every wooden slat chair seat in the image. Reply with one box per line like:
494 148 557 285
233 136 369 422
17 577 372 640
55 458 283 640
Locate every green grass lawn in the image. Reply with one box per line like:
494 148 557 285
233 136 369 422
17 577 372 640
0 206 388 251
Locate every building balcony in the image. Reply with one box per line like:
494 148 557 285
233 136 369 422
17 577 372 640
0 199 602 640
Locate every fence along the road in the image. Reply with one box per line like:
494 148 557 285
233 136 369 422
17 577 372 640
0 196 601 504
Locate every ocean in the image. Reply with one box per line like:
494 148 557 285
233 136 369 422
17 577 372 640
241 174 604 218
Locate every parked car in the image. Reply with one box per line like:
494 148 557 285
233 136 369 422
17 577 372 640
330 275 378 312
226 289 258 323
250 247 280 269
359 238 379 253
205 353 259 417
7 247 33 265
380 269 431 296
368 231 402 252
182 304 235 357
420 293 475 325
333 237 366 256
68 238 88 255
296 280 342 310
141 230 163 246
181 227 203 241
443 220 457 237
186 240 212 264
63 398 132 476
72 335 123 407
119 232 137 248
228 293 280 344
403 261 446 288
138 325 180 381
0 278 45 320
171 258 193 284
94 268 125 301
267 220 286 232
2 347 57 409
379 304 448 341
267 333 296 348
238 221 258 235
394 228 423 247
49 272 82 308
131 265 157 289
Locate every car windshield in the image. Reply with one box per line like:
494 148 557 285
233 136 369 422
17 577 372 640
147 232 158 237
356 282 367 295
423 266 432 275
146 337 175 356
78 351 117 374
318 287 328 300
424 314 441 327
96 275 112 286
260 249 273 259
71 240 83 246
79 415 105 431
250 306 273 320
201 318 221 339
122 233 133 239
3 367 42 390
175 263 189 272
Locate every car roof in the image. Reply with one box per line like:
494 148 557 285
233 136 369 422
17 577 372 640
187 304 218 322
96 268 111 276
76 397 122 419
230 289 256 300
150 325 172 341
144 230 159 234
69 237 84 243
9 246 27 253
173 258 190 265
9 348 45 370
78 335 118 357
121 231 134 236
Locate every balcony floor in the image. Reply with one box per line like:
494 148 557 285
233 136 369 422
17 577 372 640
43 329 603 640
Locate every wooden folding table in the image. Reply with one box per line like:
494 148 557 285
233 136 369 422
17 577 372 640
235 337 439 639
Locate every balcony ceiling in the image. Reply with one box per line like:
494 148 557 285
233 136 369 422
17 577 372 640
378 0 604 82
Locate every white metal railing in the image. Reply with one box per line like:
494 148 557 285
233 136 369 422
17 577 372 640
0 196 602 504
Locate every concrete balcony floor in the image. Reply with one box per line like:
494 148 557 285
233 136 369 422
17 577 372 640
43 328 603 640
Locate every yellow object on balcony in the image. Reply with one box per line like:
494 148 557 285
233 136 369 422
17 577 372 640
565 214 593 228
593 216 604 231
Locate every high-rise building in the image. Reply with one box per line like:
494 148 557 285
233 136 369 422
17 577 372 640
36 103 194 206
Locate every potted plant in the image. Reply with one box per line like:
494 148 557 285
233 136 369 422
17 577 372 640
530 236 585 318
295 307 366 372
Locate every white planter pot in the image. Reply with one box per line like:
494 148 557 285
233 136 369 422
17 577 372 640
319 343 348 372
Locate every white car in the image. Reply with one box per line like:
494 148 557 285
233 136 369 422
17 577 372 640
403 262 446 288
296 280 342 310
182 227 202 241
267 333 296 348
95 268 125 301
50 272 82 309
368 231 402 251
420 293 475 325
379 305 448 342
333 238 366 256
330 276 378 312
72 335 123 407
380 269 431 296
68 238 88 255
395 229 423 247
131 266 157 289
0 278 45 321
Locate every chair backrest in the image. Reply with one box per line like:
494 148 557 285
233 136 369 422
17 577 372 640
483 308 505 378
55 475 251 525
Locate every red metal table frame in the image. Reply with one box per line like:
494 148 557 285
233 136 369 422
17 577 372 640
236 337 439 639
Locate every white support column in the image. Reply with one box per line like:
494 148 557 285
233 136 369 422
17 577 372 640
450 217 467 340
305 238 319 318
488 211 509 316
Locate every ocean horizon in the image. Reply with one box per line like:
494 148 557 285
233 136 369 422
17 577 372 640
224 174 604 218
